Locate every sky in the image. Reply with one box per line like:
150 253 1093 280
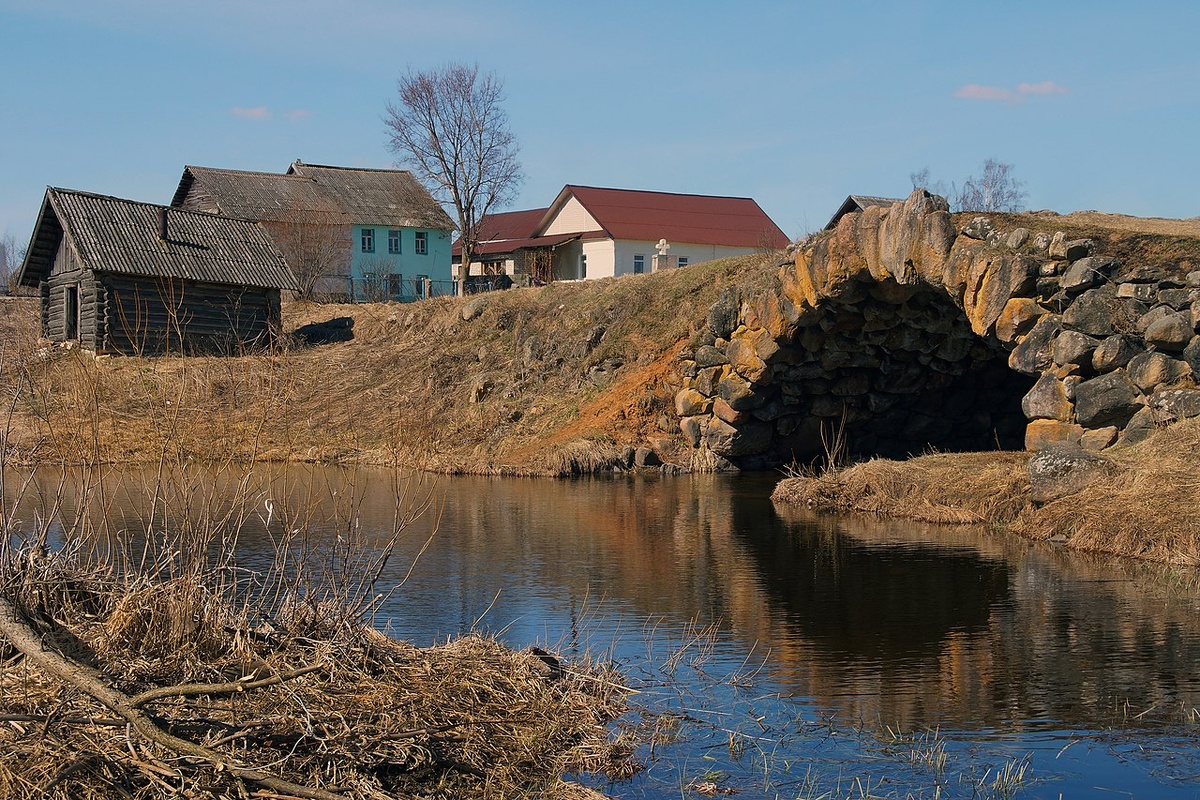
2 0 1197 251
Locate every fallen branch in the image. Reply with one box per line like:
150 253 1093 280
129 663 326 709
0 595 345 800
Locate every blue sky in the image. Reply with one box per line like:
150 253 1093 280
2 0 1197 249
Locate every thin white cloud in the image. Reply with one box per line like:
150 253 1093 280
286 109 312 122
955 84 1016 102
955 81 1069 103
231 106 272 120
1018 81 1069 97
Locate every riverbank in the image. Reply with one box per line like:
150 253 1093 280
771 415 1200 566
0 535 634 799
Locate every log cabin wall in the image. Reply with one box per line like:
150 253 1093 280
44 236 102 350
100 275 280 355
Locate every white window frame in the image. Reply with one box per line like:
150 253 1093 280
414 231 428 255
633 254 645 274
388 229 401 254
677 256 689 268
361 227 375 253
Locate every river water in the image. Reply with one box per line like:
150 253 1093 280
9 465 1200 798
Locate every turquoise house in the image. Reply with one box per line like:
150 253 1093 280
173 161 455 302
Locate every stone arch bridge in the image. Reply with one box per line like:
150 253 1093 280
674 191 1200 469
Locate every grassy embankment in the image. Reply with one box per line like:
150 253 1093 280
0 254 781 475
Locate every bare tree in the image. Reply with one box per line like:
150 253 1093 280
268 212 350 301
953 159 1027 212
0 231 24 294
909 160 1027 213
384 63 522 296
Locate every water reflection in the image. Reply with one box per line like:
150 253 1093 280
7 464 1200 736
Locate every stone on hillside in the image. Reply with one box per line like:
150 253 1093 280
461 296 489 321
1118 407 1159 447
1136 308 1175 340
1028 445 1113 505
964 253 1039 335
1156 288 1200 310
1052 330 1100 368
726 336 769 383
1184 336 1200 375
961 216 994 241
1048 232 1068 259
1063 239 1094 261
1143 311 1194 352
1188 271 1200 288
634 447 661 468
1033 232 1053 252
585 325 606 351
716 371 765 411
712 397 749 425
1091 335 1141 373
704 418 772 457
1009 314 1062 375
1021 373 1074 421
1006 228 1031 249
1116 282 1156 302
707 289 740 339
1060 256 1117 292
1127 351 1191 393
1079 426 1119 451
675 388 712 417
679 415 705 447
995 297 1043 344
1062 286 1120 337
1025 419 1084 450
1072 371 1143 427
696 365 725 397
694 345 728 368
1148 388 1200 422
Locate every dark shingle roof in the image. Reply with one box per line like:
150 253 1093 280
824 195 904 230
171 162 455 232
17 188 298 290
287 162 455 230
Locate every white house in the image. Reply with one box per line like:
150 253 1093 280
454 185 790 286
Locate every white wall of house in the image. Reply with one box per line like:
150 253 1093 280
543 198 601 236
610 240 762 277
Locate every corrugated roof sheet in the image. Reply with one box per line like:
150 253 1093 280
287 162 455 230
542 186 790 249
22 188 298 290
452 207 552 256
824 194 904 230
174 167 345 224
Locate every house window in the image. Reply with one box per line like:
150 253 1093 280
633 254 645 274
580 254 587 279
388 229 401 254
64 285 79 340
677 256 689 268
415 231 428 255
361 228 375 253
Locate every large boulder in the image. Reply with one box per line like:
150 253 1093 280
1143 311 1194 352
1028 445 1113 505
1021 374 1073 421
1009 314 1062 375
1072 371 1143 427
704 418 773 457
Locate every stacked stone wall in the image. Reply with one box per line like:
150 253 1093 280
674 190 1200 469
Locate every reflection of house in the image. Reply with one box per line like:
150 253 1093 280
172 161 456 301
824 195 902 230
455 185 790 285
16 188 297 354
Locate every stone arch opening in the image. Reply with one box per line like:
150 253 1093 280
772 280 1035 463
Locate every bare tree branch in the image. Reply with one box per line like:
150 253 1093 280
384 63 522 295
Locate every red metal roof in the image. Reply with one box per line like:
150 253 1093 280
541 185 790 249
452 207 552 256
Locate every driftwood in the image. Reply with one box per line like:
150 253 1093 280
0 595 344 800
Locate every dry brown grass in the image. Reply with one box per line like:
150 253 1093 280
773 450 1031 526
2 255 781 475
0 538 635 800
773 419 1200 566
1018 417 1200 565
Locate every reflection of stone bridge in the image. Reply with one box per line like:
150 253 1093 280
675 191 1200 468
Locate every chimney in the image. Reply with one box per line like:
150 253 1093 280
159 207 169 241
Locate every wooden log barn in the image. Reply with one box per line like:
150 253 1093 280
16 188 299 355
